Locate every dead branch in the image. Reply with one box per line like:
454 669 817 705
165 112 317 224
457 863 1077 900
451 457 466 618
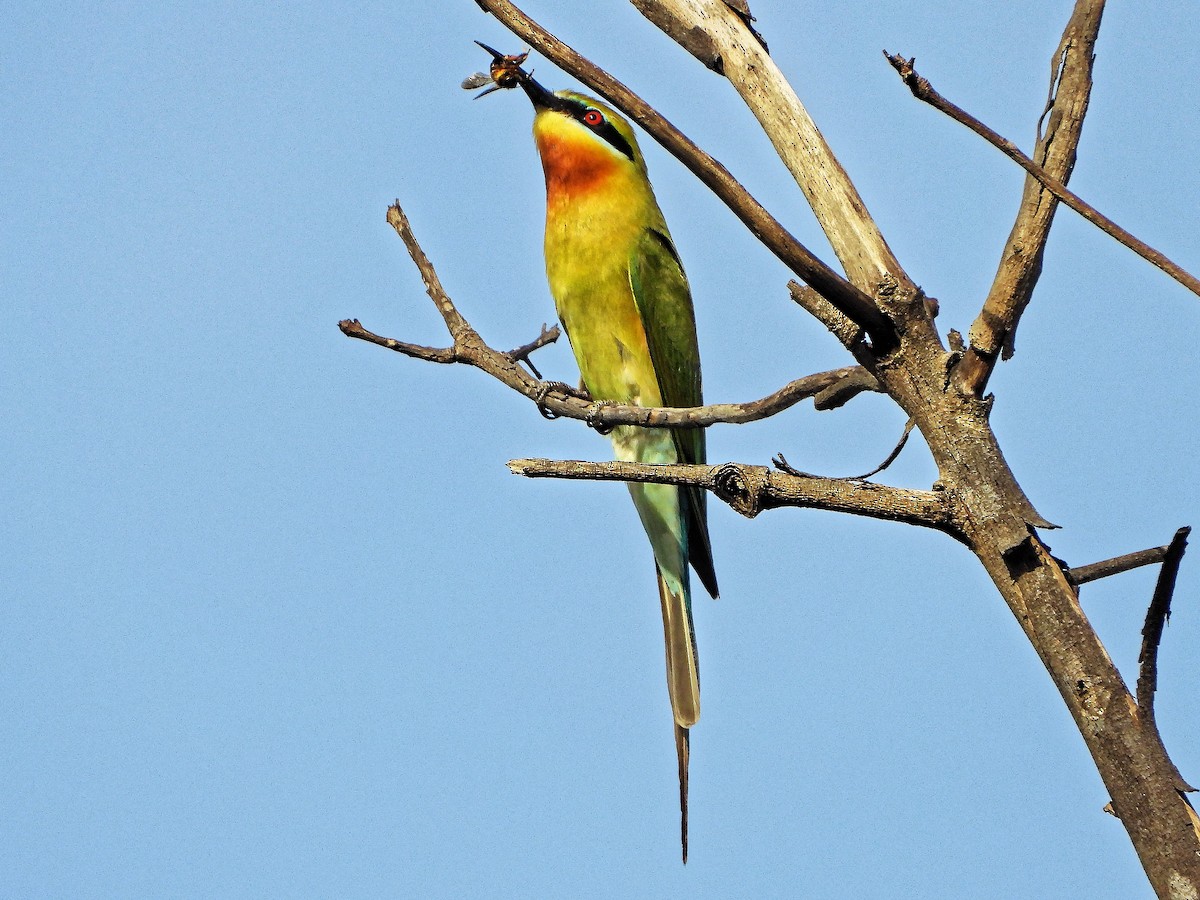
959 0 1104 394
771 416 914 482
813 368 884 411
507 457 959 533
1137 526 1191 720
338 319 460 364
788 281 863 349
885 50 1200 310
631 0 911 295
1067 541 1176 586
473 0 897 351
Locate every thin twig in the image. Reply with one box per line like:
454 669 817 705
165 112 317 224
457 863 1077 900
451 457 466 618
502 323 560 378
885 51 1200 303
338 319 459 363
386 203 472 337
1137 526 1191 719
846 417 916 480
474 0 897 351
771 417 914 482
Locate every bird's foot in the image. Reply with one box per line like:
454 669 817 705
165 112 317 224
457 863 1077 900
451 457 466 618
533 380 591 419
584 400 620 436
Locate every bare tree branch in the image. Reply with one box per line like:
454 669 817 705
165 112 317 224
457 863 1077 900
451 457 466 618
473 0 898 351
1137 526 1191 719
788 281 863 350
372 203 543 392
812 367 884 411
345 202 879 429
1067 541 1176 586
630 0 912 294
958 0 1105 395
338 319 460 364
885 49 1200 313
507 457 959 533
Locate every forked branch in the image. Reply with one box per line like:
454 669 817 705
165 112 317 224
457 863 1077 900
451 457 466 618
630 0 911 295
341 202 881 430
885 51 1200 306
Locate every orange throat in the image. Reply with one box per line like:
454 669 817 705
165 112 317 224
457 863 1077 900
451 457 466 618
536 130 621 208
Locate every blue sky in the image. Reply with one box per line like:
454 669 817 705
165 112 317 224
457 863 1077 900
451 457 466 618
3 3 1197 897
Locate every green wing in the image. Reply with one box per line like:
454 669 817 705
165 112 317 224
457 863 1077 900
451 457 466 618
629 227 719 598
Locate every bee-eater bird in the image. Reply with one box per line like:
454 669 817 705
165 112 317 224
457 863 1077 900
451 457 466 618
512 69 719 862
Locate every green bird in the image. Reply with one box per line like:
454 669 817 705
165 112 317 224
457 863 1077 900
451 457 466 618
513 71 719 862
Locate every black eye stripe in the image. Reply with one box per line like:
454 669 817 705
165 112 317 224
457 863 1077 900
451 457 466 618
565 100 635 162
592 120 634 162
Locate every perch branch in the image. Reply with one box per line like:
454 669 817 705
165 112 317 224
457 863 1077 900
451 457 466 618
1137 526 1190 720
344 202 878 428
507 457 959 534
885 50 1200 310
474 0 897 351
958 0 1105 394
573 365 879 427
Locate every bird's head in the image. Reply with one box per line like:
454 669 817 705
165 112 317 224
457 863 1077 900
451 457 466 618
473 42 646 194
519 79 641 165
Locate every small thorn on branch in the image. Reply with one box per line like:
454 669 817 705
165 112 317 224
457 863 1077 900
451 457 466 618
771 453 807 477
502 323 561 378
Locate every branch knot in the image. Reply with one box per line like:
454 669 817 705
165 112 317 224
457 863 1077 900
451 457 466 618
714 463 767 518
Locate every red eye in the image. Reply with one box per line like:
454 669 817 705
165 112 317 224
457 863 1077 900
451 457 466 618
582 109 604 126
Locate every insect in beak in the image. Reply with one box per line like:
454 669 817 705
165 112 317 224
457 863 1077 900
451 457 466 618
461 42 530 99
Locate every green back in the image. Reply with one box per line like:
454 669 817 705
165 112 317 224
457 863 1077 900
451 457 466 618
629 227 719 599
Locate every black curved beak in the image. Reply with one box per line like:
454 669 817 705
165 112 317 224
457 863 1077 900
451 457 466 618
517 72 558 110
474 40 566 112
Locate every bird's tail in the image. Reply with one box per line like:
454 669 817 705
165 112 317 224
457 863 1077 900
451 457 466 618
658 566 699 863
674 722 690 864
